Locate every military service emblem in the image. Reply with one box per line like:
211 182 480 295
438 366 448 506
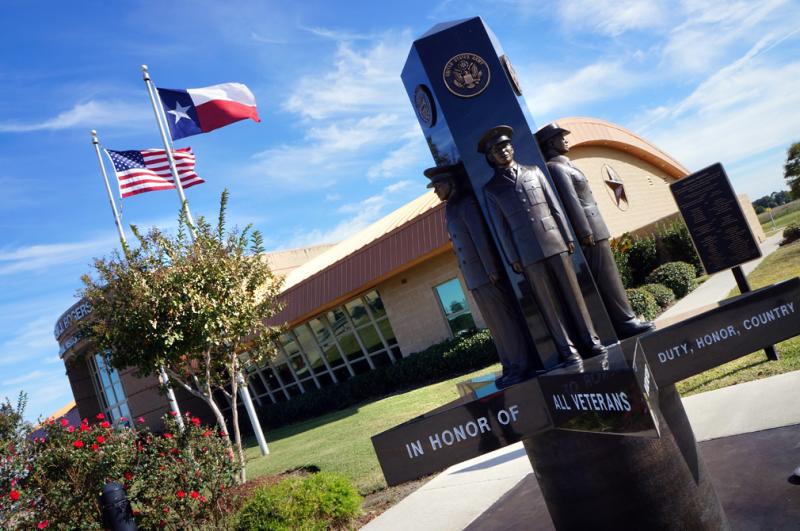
603 164 629 211
414 84 436 127
443 53 490 98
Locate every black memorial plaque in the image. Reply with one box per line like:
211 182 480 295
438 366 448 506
670 163 761 274
638 277 800 387
371 377 550 486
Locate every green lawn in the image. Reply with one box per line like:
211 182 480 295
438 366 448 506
761 205 800 235
676 239 800 395
245 364 501 494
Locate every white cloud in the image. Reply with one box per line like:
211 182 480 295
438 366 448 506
661 0 791 73
367 130 428 181
635 36 800 188
286 180 417 247
0 235 118 275
0 99 147 133
282 31 412 120
557 0 668 37
521 60 641 119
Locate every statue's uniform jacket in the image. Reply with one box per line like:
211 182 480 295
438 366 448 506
484 161 604 358
546 156 610 243
445 194 502 290
547 155 639 333
444 192 532 373
483 163 573 266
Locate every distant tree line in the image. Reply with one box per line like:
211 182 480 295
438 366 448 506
752 190 793 214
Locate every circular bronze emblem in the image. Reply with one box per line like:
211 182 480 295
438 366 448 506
603 164 629 211
443 53 490 98
500 55 522 96
414 84 436 127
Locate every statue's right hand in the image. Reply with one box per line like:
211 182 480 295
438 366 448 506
511 261 523 274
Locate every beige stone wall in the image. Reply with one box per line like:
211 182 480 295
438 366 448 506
738 194 767 243
569 146 681 238
378 251 486 357
263 243 336 278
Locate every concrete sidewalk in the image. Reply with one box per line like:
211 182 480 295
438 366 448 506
656 233 782 324
364 232 793 531
364 371 800 531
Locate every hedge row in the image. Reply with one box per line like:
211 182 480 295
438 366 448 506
256 330 497 429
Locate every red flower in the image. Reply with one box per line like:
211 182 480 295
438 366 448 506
81 417 88 425
67 426 75 433
199 495 207 503
9 490 20 501
176 490 186 499
202 430 212 437
137 417 145 424
59 418 69 427
119 417 127 422
163 433 173 439
37 520 48 529
73 440 84 449
124 471 133 481
190 490 199 499
96 412 105 420
79 424 89 432
100 421 110 429
169 411 177 417
96 435 105 444
191 417 201 426
91 443 100 451
219 431 227 437
171 448 179 455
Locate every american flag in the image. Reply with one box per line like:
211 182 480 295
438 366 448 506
105 147 204 198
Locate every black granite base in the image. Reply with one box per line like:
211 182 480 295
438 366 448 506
466 424 800 531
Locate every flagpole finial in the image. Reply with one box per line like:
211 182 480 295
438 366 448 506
91 130 98 144
141 64 150 81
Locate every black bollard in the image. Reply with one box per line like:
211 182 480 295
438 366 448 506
100 482 138 531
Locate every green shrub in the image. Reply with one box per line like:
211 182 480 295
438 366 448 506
640 283 676 309
645 261 697 298
625 288 660 320
610 236 633 288
234 472 361 531
627 236 659 286
256 330 497 429
782 222 800 244
656 221 703 275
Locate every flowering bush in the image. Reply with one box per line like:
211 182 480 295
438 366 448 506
2 411 237 529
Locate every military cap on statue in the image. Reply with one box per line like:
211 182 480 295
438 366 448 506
477 125 514 154
424 162 464 188
535 122 570 145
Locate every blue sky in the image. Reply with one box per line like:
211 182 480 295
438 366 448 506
2 0 799 421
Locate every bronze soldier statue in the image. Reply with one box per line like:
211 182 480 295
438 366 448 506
536 123 655 339
479 125 606 364
425 163 537 387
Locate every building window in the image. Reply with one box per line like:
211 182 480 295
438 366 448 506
243 289 401 401
89 353 132 425
434 278 476 337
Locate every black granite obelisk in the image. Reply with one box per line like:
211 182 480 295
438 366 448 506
402 18 728 529
402 17 616 370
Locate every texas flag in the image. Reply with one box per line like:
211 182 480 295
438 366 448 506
157 83 260 140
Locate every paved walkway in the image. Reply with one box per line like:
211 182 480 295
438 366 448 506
364 232 792 531
656 233 782 324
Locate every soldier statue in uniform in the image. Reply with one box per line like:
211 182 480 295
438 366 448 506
536 123 655 339
479 125 606 365
425 163 536 387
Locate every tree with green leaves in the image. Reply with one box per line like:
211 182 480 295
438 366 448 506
81 190 283 483
785 141 800 199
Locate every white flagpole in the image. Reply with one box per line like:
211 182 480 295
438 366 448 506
90 129 185 430
90 130 127 247
140 64 197 235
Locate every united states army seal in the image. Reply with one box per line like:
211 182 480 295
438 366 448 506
443 53 490 98
414 84 436 127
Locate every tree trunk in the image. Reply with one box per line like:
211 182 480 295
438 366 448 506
231 369 247 484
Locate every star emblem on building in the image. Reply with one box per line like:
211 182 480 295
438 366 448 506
603 164 629 211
